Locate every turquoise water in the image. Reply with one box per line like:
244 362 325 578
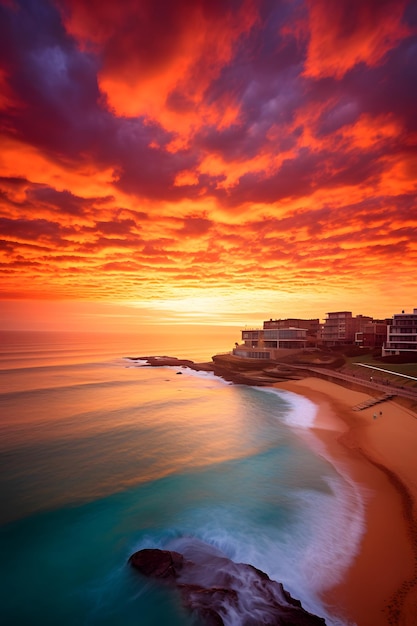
0 331 362 625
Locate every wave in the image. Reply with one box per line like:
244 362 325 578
256 386 319 428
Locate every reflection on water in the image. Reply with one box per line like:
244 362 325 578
0 331 359 625
1 365 298 524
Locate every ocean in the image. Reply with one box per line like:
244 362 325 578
0 329 364 625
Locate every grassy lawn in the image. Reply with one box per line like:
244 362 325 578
344 354 417 387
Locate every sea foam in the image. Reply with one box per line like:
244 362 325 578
256 386 319 428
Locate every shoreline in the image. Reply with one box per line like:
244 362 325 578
131 355 417 623
275 378 417 626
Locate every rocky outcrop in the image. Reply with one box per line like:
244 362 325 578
128 540 326 625
126 354 302 386
126 355 214 372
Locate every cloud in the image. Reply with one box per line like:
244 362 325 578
26 186 92 216
304 0 411 79
177 216 213 237
0 0 200 202
0 216 76 244
0 0 416 321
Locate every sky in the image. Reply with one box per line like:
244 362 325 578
1 0 416 332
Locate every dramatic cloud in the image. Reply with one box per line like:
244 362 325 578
1 0 416 325
304 0 411 79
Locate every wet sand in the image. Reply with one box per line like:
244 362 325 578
275 377 417 626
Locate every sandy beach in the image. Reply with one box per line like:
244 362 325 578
275 378 417 626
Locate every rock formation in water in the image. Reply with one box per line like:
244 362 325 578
126 354 303 385
128 539 326 625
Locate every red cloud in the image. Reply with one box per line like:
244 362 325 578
58 0 258 123
1 0 416 312
304 0 410 79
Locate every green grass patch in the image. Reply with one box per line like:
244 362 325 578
345 354 417 387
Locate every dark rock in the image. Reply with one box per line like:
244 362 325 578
126 355 215 372
126 352 360 387
128 540 326 625
125 354 300 385
128 548 183 579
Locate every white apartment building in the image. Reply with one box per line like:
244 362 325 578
382 308 417 356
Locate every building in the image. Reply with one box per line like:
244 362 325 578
355 320 390 349
234 326 307 359
322 312 354 345
382 308 417 356
322 312 372 346
263 327 308 350
263 318 320 337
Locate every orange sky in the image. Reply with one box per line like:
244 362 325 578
1 0 416 331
